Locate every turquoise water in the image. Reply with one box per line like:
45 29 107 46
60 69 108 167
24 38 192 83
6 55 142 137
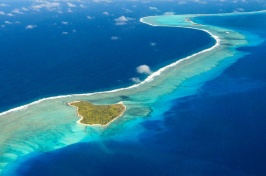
1 10 266 175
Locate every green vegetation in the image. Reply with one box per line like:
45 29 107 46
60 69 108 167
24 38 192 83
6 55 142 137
68 101 126 125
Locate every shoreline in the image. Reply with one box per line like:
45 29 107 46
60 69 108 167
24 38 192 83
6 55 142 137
67 101 127 127
1 10 266 176
0 10 264 117
0 16 218 117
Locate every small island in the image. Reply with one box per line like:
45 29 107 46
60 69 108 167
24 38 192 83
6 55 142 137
68 101 126 126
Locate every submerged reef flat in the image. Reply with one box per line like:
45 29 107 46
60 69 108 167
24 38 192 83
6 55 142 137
0 11 265 175
68 101 126 126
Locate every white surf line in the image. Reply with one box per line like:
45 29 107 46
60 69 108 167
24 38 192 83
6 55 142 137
1 10 264 117
0 15 231 117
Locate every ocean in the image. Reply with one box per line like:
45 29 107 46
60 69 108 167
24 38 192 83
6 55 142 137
0 5 213 112
1 1 266 176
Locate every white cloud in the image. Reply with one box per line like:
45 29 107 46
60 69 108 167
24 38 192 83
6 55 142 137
233 8 245 12
150 42 157 46
178 1 187 5
193 0 207 4
111 36 120 40
87 16 94 19
67 2 76 8
12 9 24 14
61 21 69 25
1 25 5 28
31 5 42 11
0 4 9 7
163 11 175 15
0 11 5 15
102 11 109 15
80 4 86 8
123 7 133 13
114 16 134 25
7 13 14 17
93 0 113 2
62 32 68 35
4 21 12 24
25 25 37 29
115 16 128 22
22 7 29 11
5 21 20 25
136 65 153 75
130 77 141 83
149 7 158 10
31 2 60 11
67 8 73 13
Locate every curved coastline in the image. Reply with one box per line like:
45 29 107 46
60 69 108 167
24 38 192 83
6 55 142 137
1 11 265 117
1 10 266 174
0 19 220 117
2 12 261 117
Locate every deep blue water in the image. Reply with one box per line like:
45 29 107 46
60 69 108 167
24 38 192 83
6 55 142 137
2 0 265 112
2 2 266 176
8 12 266 176
0 7 213 112
8 35 266 176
